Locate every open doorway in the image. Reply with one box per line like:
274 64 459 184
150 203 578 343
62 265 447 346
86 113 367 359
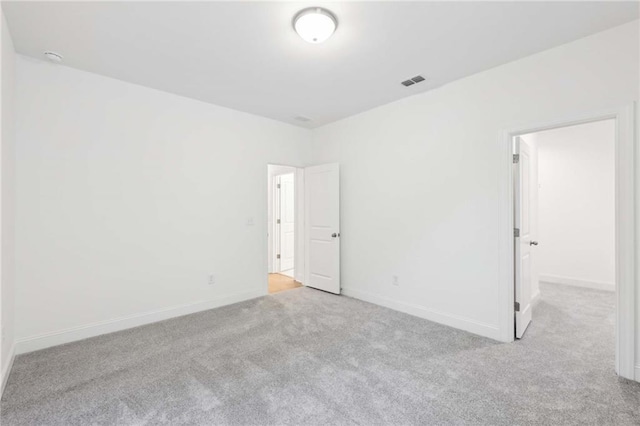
514 119 615 337
504 104 636 381
267 164 302 294
265 162 341 296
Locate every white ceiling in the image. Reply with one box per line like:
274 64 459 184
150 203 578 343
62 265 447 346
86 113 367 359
3 1 638 128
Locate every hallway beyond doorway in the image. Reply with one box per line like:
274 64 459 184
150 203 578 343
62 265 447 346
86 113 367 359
268 273 302 294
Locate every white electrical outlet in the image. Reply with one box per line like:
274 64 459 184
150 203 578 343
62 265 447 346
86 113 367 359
246 217 255 226
208 274 216 286
392 275 399 286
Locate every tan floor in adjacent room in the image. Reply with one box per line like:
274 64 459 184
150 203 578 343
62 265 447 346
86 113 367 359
268 273 302 294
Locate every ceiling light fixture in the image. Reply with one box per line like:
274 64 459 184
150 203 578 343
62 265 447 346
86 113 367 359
293 7 337 44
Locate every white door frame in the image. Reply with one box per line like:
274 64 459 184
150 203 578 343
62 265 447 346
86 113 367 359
497 103 636 380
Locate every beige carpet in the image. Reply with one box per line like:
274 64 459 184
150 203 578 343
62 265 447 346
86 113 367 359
2 283 639 424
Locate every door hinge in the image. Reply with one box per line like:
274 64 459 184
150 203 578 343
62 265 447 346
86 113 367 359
515 301 520 312
513 154 520 163
514 228 520 238
277 219 281 224
276 254 281 259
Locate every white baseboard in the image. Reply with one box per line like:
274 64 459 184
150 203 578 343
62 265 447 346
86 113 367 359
531 289 541 306
342 287 501 341
1 342 16 398
539 274 614 292
635 365 640 383
15 289 264 355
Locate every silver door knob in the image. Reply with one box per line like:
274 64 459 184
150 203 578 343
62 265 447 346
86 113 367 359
530 241 538 246
331 233 339 238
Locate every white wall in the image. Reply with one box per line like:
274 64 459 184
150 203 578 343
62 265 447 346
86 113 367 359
0 9 16 392
533 120 615 291
14 56 312 352
311 21 638 344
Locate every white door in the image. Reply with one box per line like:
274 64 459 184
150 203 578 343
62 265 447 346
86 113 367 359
514 136 538 338
278 173 295 272
305 163 340 294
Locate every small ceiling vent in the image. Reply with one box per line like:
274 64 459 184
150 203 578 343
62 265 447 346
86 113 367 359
294 116 312 122
401 75 426 87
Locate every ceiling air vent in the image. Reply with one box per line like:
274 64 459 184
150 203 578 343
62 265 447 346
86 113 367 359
401 75 426 87
295 116 312 122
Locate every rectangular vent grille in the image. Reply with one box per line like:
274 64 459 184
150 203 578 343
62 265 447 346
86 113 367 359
401 75 426 87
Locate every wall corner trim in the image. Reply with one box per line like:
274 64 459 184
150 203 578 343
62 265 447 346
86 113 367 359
14 289 264 355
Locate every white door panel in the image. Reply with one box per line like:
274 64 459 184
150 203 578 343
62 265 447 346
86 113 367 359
515 137 538 338
279 173 295 272
305 163 340 294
